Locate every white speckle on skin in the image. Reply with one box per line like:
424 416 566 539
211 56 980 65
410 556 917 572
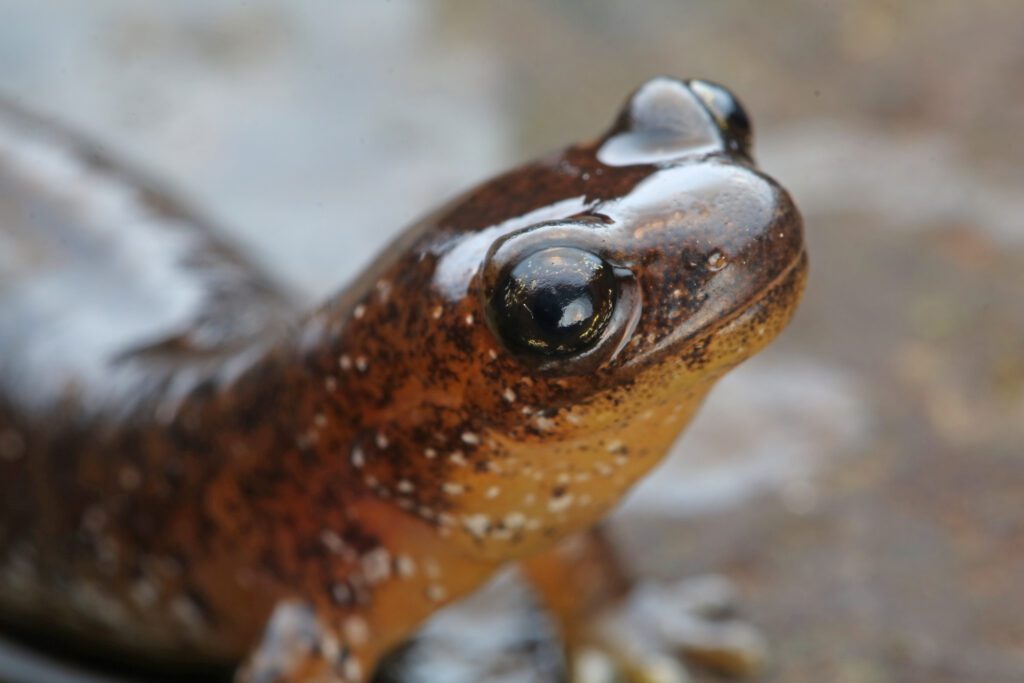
355 355 369 372
375 432 389 449
449 451 467 466
606 440 625 454
432 305 443 319
70 582 129 629
487 348 498 361
129 579 158 608
397 479 415 493
426 584 448 602
464 313 474 325
424 558 442 579
461 431 479 446
424 447 438 459
320 529 348 556
339 355 352 371
320 632 342 663
485 486 501 499
362 548 392 585
502 388 516 403
395 554 417 578
534 415 556 431
95 537 120 575
504 512 526 530
343 615 370 647
170 596 206 630
353 304 366 319
350 446 366 469
548 494 575 514
442 482 464 496
462 514 490 539
331 583 353 605
342 656 363 682
314 413 327 428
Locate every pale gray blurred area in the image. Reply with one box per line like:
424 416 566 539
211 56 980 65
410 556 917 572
0 1 510 297
1 2 1022 682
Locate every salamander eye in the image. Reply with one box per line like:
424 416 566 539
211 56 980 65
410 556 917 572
490 246 617 357
689 79 752 154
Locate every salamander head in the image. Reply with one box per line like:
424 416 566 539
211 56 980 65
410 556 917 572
335 77 806 559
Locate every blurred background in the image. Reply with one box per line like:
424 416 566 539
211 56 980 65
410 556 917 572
1 1 1022 682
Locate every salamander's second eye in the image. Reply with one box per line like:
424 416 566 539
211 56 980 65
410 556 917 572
490 247 617 357
689 79 752 154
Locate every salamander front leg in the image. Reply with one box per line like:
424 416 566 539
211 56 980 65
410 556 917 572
236 601 367 683
522 528 767 682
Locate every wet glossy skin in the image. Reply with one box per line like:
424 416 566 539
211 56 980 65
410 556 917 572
0 77 805 681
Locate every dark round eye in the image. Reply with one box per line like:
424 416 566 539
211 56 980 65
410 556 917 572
490 247 617 357
689 79 752 154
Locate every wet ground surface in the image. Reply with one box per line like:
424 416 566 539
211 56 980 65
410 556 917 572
1 2 1022 682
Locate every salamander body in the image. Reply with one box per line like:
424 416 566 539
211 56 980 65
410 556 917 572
0 77 806 682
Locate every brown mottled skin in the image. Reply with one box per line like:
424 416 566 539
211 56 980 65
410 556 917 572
0 77 806 681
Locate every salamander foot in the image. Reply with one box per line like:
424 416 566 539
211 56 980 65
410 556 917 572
570 575 767 683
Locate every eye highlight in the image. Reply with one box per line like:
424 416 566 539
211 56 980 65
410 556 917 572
689 79 752 154
489 247 617 357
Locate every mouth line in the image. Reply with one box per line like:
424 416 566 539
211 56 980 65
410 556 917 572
706 247 808 335
667 246 807 349
739 247 806 308
619 247 807 374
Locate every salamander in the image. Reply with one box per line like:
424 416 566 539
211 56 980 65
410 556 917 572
0 77 807 682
